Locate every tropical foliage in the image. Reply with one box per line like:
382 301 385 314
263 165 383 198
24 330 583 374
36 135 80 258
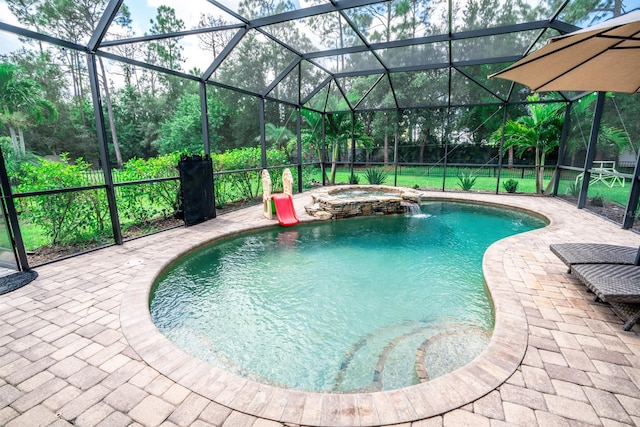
492 94 565 194
0 62 58 157
325 112 372 184
493 93 629 195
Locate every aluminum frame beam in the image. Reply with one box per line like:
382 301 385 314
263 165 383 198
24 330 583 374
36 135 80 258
88 0 124 52
87 53 123 245
577 92 606 208
99 24 245 48
202 28 248 81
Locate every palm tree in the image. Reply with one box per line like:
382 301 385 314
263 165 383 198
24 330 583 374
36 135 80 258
0 62 58 157
299 109 321 153
325 113 355 184
299 109 371 184
262 123 294 151
492 94 564 194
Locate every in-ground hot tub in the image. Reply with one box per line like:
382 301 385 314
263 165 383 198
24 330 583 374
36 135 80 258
305 185 422 219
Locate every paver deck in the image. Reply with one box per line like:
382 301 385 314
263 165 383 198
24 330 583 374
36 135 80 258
1 190 640 427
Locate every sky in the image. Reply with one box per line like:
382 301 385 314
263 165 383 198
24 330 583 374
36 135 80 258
132 0 239 33
0 2 24 55
0 0 243 76
0 0 323 95
123 0 242 72
117 0 310 75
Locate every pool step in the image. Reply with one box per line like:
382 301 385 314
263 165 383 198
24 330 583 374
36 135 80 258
333 320 490 392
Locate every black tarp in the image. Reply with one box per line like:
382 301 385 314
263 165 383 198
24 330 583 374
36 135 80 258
178 155 215 226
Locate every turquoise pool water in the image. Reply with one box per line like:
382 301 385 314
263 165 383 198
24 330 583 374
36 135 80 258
150 201 546 393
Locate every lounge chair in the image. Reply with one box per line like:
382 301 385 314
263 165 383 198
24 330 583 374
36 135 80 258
549 243 639 273
571 263 640 331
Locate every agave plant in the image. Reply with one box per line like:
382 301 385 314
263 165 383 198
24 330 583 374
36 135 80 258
364 167 388 185
457 173 477 191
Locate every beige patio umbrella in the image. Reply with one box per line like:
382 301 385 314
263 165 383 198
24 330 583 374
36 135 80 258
489 10 640 93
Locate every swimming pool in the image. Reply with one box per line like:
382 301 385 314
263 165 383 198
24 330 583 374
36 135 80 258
150 201 546 393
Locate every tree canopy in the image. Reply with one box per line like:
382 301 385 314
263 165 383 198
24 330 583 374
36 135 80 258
0 0 636 172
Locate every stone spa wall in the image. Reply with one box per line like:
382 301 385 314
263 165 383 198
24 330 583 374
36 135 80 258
305 185 421 220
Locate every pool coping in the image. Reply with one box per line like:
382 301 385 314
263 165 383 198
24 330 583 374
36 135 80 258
120 191 552 426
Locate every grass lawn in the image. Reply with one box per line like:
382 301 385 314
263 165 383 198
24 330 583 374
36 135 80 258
556 177 631 206
20 222 49 251
311 167 544 194
18 166 633 253
308 167 631 207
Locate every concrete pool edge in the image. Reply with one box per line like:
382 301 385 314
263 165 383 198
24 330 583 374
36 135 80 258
120 191 551 426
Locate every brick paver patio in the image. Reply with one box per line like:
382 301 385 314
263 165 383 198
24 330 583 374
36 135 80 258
1 190 640 427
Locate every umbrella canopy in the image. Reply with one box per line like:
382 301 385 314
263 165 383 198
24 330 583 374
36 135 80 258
490 10 640 93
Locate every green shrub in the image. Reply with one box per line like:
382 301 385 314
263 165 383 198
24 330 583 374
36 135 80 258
363 167 388 185
590 193 604 207
16 152 186 247
16 154 109 245
214 147 260 201
15 147 292 248
457 173 477 191
502 179 519 193
349 173 360 184
117 153 181 225
213 147 288 206
212 172 232 208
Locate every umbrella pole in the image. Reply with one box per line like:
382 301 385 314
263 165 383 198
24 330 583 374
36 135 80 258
577 91 606 209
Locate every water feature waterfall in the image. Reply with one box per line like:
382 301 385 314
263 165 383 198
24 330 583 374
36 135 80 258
405 203 422 216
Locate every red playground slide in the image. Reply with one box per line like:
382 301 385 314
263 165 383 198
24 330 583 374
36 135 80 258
271 194 299 227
